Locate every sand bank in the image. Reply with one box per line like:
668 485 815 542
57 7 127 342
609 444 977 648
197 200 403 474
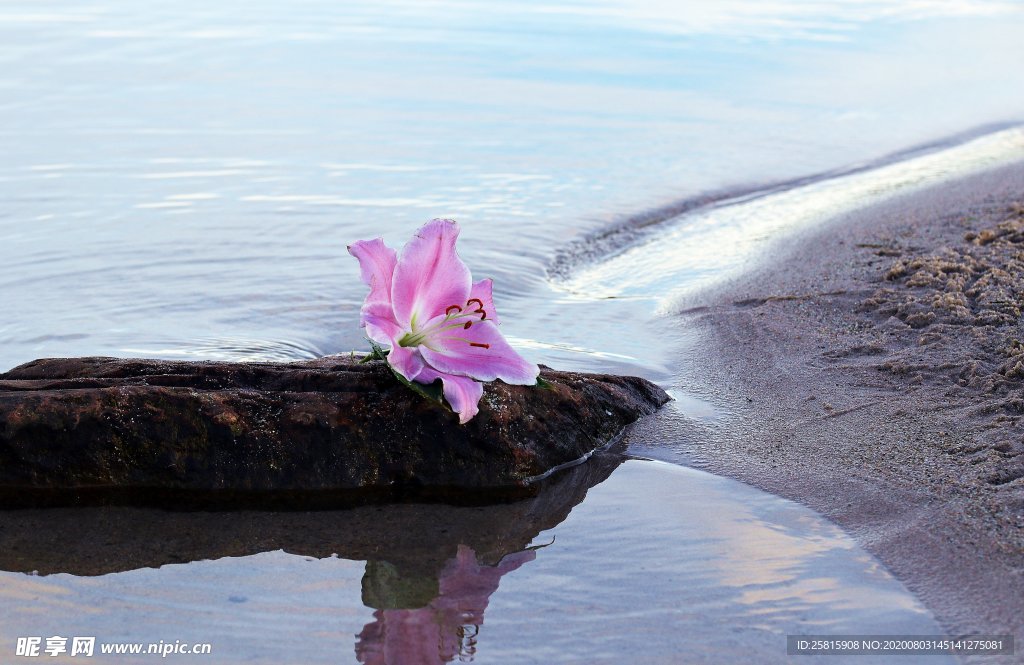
665 161 1024 643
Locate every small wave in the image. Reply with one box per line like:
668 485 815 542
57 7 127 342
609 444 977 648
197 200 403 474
550 123 1024 313
121 336 325 363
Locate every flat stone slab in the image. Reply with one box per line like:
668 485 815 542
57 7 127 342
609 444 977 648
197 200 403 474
0 356 668 507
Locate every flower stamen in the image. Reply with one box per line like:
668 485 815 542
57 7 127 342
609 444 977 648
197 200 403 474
466 298 487 320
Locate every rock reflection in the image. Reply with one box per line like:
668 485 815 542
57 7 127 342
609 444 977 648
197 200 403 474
0 457 951 664
356 545 535 665
0 448 622 663
0 449 619 577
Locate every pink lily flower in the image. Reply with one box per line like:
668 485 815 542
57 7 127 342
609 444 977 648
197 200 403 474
348 219 540 423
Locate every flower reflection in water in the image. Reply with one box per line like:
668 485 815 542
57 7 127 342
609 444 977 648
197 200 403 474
356 545 536 664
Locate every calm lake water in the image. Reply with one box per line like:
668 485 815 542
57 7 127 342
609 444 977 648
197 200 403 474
2 1 1023 662
2 0 1023 373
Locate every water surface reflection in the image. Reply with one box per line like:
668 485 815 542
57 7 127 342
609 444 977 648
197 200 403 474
0 453 951 664
356 545 535 664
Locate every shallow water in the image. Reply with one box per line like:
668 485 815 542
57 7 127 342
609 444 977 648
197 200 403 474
0 456 950 664
557 127 1024 312
2 1 1022 662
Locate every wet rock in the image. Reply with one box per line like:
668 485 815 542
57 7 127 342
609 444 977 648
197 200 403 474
0 356 667 507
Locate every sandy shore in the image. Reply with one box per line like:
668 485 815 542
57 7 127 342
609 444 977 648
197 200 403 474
664 161 1024 644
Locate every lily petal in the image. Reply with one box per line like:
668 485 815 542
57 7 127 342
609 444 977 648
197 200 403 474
360 301 402 346
419 320 539 385
387 344 426 382
391 219 472 330
469 278 500 326
417 366 484 424
347 238 397 313
358 301 424 381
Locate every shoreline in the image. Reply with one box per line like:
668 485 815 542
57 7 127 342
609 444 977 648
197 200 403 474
638 160 1024 644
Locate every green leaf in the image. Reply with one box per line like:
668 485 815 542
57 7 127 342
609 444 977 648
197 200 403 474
389 366 448 410
359 339 390 363
534 376 554 390
365 339 450 412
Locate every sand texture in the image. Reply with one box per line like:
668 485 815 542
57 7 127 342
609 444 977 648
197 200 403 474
675 161 1024 644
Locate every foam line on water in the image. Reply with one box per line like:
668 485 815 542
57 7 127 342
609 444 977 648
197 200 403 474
555 126 1024 313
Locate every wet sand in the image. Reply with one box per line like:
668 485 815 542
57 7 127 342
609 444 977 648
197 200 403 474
670 161 1024 644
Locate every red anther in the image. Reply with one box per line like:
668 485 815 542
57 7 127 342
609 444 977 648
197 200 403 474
466 298 487 320
469 342 490 349
445 304 462 316
464 321 473 329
